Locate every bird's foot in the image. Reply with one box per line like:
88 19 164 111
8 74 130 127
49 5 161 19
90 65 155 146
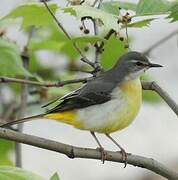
96 147 107 164
117 148 128 168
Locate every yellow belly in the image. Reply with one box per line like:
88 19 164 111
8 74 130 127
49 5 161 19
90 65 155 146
45 79 142 134
107 78 142 133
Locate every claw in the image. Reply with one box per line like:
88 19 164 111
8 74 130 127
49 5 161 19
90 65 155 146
97 147 107 163
105 133 128 168
119 148 127 168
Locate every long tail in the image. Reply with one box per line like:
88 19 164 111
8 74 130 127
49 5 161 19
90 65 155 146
0 114 44 127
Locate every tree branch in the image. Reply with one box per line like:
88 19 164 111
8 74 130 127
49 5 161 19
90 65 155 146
143 29 178 55
0 76 89 87
142 81 178 116
92 0 103 73
15 26 34 167
0 127 177 179
1 77 177 112
15 58 28 167
1 77 178 116
41 0 96 69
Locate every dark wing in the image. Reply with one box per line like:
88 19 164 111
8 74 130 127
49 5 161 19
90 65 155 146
45 77 115 113
42 86 83 108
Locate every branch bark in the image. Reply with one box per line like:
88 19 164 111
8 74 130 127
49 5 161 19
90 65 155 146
41 0 96 69
142 81 178 116
0 76 89 87
92 0 103 73
143 29 178 55
1 77 178 117
0 127 177 179
15 25 34 167
0 1 177 179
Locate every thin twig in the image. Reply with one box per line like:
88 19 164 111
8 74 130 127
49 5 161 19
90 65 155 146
92 0 99 7
1 77 178 117
143 29 178 55
41 0 96 69
92 0 103 73
0 77 89 87
15 29 33 167
98 29 116 51
15 55 29 167
125 22 129 47
142 81 178 116
2 102 17 121
0 128 178 179
42 0 70 39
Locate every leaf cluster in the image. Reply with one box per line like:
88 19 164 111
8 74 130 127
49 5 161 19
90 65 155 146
0 1 177 178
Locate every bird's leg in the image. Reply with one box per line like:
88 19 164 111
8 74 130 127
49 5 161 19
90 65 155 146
90 131 107 163
105 133 127 167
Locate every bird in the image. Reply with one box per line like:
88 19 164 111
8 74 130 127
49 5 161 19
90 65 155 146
0 51 162 166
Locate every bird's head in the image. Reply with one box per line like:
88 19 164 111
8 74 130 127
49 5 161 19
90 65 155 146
113 51 162 80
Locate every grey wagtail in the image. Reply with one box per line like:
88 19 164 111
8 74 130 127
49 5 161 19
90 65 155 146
1 51 162 166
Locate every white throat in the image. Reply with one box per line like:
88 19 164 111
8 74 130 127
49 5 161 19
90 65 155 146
124 69 146 81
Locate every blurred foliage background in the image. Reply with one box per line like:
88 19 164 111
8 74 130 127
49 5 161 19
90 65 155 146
0 0 177 179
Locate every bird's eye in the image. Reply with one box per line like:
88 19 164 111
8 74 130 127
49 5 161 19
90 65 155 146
136 62 143 66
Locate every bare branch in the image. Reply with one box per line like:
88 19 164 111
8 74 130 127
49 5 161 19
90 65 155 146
0 127 178 179
92 0 99 7
142 81 178 116
0 76 89 87
15 29 33 167
92 0 103 72
42 0 71 39
15 72 27 167
1 77 178 117
41 0 96 69
143 29 178 55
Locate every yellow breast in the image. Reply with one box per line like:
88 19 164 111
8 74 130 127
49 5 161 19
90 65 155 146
115 78 142 130
94 78 142 133
44 78 142 134
76 78 142 133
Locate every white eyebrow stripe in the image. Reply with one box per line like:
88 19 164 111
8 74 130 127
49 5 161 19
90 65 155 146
130 60 138 63
130 59 148 65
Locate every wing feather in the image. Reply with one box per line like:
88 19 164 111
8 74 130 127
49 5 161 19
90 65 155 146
44 76 116 114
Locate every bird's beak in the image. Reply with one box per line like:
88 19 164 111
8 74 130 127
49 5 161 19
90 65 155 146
148 63 163 68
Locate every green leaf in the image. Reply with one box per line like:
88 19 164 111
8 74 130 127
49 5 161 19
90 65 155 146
3 3 58 29
142 90 161 103
0 19 14 29
30 35 103 52
0 166 45 180
127 18 156 28
63 6 119 31
28 52 59 81
136 0 171 16
167 2 178 22
0 139 14 166
101 1 137 15
50 172 60 180
0 39 31 76
29 23 104 59
100 34 127 69
72 36 105 44
141 75 161 103
29 26 79 59
29 40 65 52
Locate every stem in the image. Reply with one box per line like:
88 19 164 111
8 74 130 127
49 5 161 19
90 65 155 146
0 128 177 179
92 0 103 73
1 78 178 117
41 0 96 68
15 28 33 167
0 77 89 87
15 57 29 167
142 81 178 116
143 29 178 55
